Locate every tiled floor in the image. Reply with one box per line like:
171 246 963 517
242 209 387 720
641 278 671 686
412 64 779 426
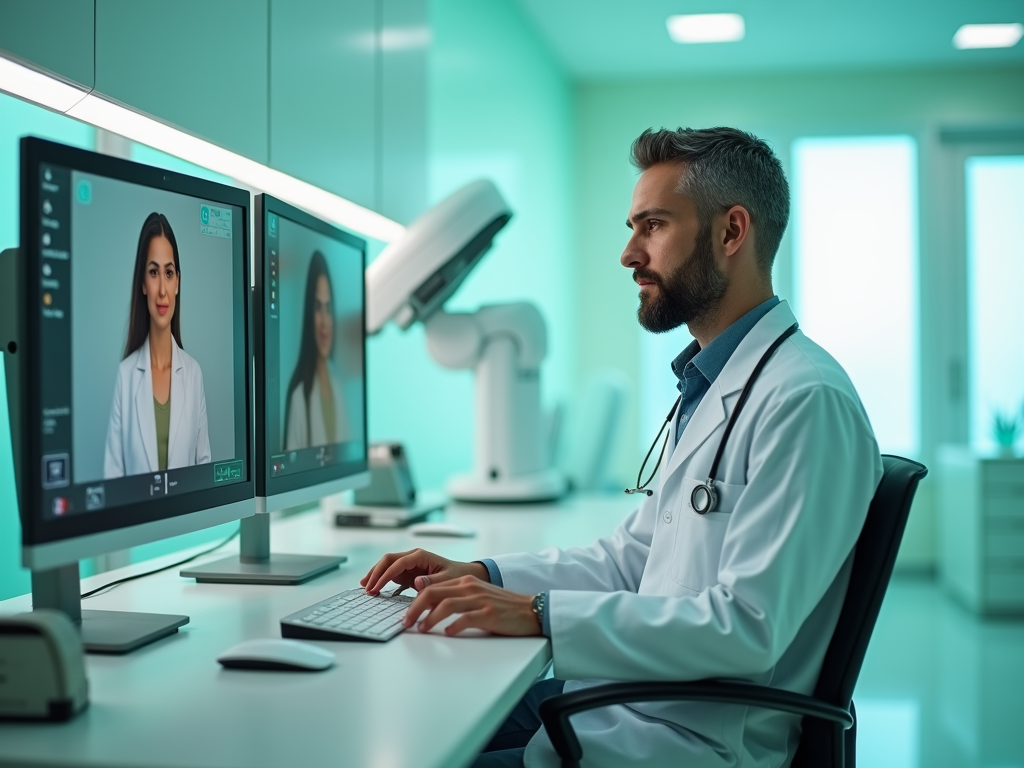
853 576 1024 768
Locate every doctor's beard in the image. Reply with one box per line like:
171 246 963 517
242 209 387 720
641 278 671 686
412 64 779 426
635 223 728 334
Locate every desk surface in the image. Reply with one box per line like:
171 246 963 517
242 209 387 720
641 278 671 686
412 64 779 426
0 493 635 768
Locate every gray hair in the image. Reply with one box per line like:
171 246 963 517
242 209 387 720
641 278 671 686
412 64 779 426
630 127 790 276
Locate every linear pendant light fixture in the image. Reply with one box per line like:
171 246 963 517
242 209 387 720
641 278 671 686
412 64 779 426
952 23 1024 49
667 13 745 44
0 53 405 243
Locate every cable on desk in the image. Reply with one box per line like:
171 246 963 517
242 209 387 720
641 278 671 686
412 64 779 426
80 526 240 600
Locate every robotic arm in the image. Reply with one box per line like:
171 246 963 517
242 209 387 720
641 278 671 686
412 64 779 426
366 181 565 502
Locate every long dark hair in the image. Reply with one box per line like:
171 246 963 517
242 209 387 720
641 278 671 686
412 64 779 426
123 212 182 359
283 251 333 443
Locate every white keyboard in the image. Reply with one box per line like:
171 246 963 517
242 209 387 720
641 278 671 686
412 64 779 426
280 588 414 642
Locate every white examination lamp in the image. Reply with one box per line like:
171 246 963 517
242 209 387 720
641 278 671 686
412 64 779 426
366 180 566 502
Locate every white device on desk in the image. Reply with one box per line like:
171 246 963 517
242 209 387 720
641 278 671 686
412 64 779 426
0 610 89 721
217 638 335 671
410 522 477 538
331 442 446 527
367 180 566 503
281 588 415 642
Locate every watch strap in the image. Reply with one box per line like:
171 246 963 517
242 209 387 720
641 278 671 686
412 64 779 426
531 592 546 629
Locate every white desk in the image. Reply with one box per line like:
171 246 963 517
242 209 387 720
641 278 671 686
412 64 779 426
0 493 635 768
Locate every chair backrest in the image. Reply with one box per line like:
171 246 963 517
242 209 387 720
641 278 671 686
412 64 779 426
793 454 927 766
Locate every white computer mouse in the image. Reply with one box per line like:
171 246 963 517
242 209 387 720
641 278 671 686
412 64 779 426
217 638 335 671
409 521 477 537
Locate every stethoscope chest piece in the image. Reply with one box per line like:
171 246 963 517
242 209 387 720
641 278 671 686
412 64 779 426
690 481 716 515
629 321 799 514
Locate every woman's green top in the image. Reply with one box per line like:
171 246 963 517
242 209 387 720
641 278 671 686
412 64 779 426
154 395 170 471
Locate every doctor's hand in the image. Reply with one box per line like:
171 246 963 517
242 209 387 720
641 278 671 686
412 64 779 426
360 548 489 595
403 576 542 637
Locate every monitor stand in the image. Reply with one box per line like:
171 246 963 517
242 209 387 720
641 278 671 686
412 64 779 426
180 506 344 585
33 565 188 654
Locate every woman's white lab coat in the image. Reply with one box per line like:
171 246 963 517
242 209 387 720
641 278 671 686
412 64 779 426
284 362 350 451
490 301 883 768
104 336 212 478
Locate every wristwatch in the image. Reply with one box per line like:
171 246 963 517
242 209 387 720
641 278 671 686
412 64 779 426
531 592 546 630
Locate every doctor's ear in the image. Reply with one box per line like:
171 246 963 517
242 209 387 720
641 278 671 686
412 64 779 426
720 205 752 258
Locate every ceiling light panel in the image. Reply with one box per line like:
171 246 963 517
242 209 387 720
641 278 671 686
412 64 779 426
953 23 1023 49
0 55 89 113
667 13 745 44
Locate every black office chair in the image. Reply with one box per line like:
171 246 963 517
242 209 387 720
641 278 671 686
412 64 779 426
539 454 927 768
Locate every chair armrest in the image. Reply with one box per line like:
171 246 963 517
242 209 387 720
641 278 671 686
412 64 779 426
538 679 853 768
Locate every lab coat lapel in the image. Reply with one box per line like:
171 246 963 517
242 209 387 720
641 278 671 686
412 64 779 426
167 338 184 464
133 337 158 472
714 301 800 402
658 301 799 490
660 383 725 488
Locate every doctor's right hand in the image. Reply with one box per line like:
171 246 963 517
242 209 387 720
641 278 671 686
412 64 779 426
360 549 490 596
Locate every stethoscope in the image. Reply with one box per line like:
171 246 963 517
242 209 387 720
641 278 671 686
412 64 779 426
626 323 799 514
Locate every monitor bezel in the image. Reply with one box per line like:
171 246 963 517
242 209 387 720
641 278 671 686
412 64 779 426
254 193 369 500
18 136 256 549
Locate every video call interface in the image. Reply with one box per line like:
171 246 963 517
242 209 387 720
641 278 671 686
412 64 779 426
263 210 366 483
36 164 248 521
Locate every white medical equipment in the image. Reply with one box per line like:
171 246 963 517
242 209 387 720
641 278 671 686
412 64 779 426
366 180 566 502
626 323 799 513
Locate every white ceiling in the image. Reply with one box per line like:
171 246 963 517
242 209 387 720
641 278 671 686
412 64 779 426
515 0 1024 80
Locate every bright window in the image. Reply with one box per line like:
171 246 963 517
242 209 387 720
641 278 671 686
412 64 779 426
792 136 919 455
966 155 1024 449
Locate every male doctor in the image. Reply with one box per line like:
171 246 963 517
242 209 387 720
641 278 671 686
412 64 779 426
362 127 882 768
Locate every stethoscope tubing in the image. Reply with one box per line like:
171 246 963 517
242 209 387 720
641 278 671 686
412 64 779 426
627 323 800 514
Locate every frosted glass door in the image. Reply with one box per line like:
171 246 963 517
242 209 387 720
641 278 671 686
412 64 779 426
792 136 919 455
966 155 1024 449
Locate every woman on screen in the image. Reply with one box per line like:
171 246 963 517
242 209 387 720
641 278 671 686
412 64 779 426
283 251 349 451
104 212 212 478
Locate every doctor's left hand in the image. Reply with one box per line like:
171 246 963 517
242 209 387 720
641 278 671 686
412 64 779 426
403 576 542 637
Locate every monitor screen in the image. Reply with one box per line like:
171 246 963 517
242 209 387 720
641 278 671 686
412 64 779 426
257 195 367 499
17 138 253 553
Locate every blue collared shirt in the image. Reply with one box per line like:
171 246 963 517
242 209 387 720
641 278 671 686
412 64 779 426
671 296 780 445
481 296 780 638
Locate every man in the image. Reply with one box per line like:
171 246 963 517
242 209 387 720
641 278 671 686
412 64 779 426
362 127 882 768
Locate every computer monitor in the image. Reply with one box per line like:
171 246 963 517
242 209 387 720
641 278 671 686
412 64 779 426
1 137 255 652
181 194 369 585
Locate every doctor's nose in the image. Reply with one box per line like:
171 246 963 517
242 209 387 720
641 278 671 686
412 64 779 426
620 236 648 269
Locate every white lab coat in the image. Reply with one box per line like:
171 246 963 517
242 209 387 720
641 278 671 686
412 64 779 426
490 301 883 768
284 363 350 451
104 336 212 478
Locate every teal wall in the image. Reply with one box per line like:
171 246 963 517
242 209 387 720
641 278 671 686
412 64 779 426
366 0 576 490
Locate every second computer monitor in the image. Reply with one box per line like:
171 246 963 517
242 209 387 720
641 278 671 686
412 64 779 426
255 194 369 509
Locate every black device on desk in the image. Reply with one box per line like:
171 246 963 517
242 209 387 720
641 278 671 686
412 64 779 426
2 138 256 654
181 193 370 585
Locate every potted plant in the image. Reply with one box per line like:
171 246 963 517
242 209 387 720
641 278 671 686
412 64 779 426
993 405 1023 457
